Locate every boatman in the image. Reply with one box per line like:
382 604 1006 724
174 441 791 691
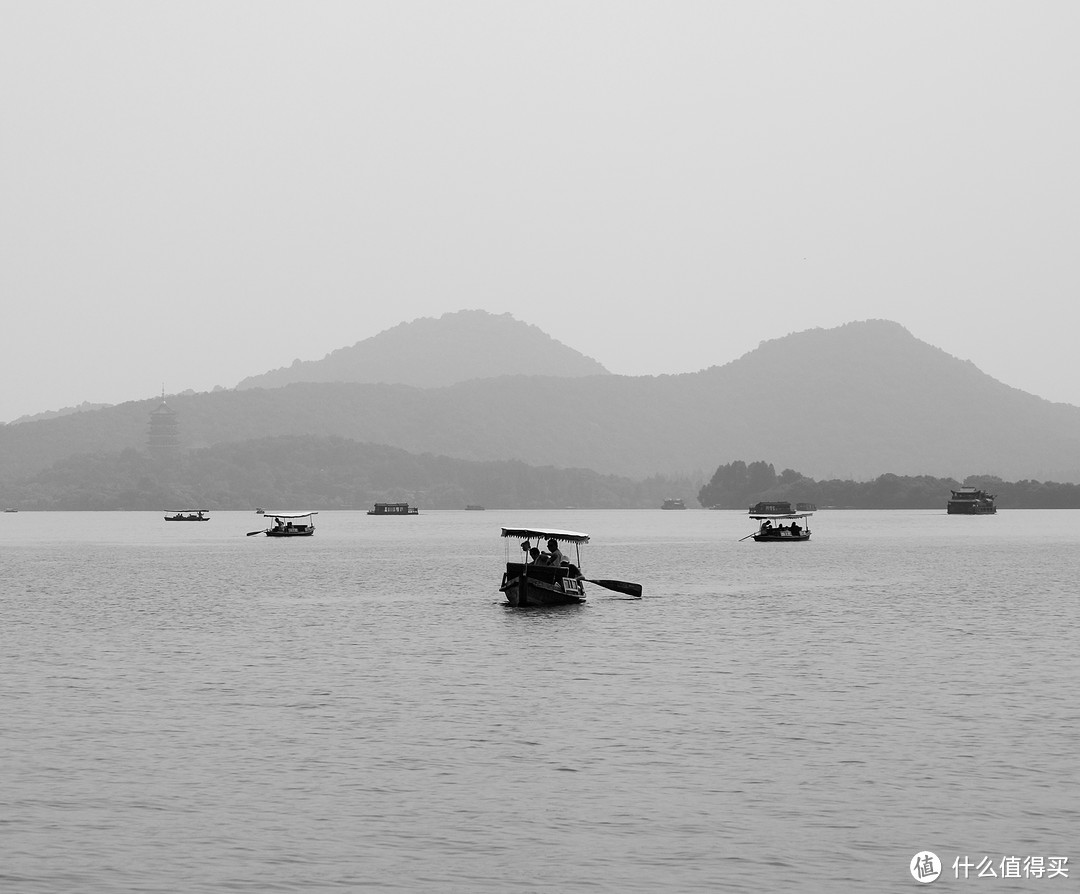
542 538 564 566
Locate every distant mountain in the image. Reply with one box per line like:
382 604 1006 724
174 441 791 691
4 320 1080 484
5 401 113 426
235 309 609 390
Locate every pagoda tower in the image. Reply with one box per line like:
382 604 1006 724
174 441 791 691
147 388 180 451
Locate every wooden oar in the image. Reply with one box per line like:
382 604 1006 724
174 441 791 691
583 578 642 598
246 530 265 536
738 532 758 542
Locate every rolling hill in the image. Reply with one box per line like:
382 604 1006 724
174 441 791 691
3 319 1080 484
235 309 609 390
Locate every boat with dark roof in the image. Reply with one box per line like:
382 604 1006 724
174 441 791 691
947 487 997 514
165 510 209 521
367 502 418 516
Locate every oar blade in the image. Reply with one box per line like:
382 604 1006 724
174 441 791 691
585 578 642 598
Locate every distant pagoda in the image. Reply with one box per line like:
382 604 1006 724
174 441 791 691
147 388 180 451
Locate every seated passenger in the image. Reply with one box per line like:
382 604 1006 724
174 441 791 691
542 538 565 566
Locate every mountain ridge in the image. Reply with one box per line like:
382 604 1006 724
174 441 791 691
3 319 1080 484
235 309 609 390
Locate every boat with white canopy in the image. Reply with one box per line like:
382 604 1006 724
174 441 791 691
745 501 814 542
499 526 642 606
499 526 590 606
249 511 318 537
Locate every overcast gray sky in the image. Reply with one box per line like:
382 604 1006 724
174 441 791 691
2 1 1078 423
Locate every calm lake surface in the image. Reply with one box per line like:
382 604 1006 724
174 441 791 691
3 509 1078 892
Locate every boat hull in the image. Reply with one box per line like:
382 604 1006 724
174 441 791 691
165 516 209 521
947 503 996 515
500 563 585 606
752 531 810 542
265 528 315 537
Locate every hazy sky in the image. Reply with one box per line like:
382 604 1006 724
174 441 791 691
3 1 1078 423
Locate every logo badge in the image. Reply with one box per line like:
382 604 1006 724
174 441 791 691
910 852 942 884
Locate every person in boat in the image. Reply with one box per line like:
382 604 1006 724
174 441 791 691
760 519 773 534
791 522 802 537
273 518 284 531
542 538 565 566
528 547 544 564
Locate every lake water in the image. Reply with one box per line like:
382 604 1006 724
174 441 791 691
2 509 1078 892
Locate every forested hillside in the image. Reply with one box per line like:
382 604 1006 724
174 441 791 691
698 460 1080 509
0 435 697 511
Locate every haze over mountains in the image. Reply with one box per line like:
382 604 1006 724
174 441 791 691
3 313 1080 489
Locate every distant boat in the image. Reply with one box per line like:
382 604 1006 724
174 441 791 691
251 512 317 537
661 498 686 510
947 487 997 515
465 504 485 511
367 502 418 516
165 510 209 521
4 508 18 513
745 501 813 542
255 508 265 514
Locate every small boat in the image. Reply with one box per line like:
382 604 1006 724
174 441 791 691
255 508 265 514
258 512 317 537
661 498 686 510
165 510 209 521
499 527 589 606
465 504 485 511
367 502 418 516
746 501 813 542
3 508 18 513
947 487 997 515
498 527 643 604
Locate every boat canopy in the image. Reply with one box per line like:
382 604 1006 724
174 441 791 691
749 512 813 520
500 526 590 544
167 509 207 513
265 511 318 519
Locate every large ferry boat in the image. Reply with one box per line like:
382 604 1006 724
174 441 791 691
947 487 997 514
